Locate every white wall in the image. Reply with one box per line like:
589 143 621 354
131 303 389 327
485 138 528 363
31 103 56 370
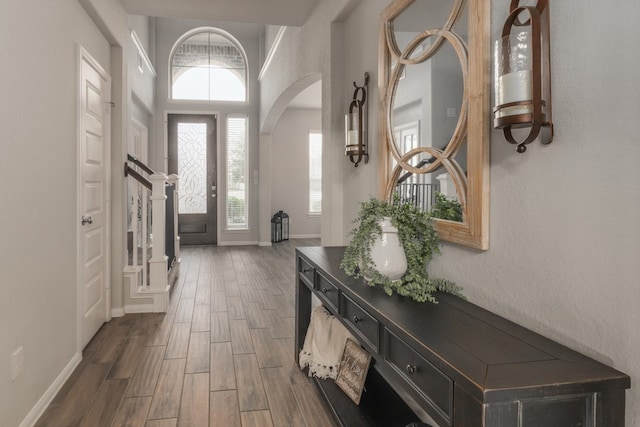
0 1 114 425
336 0 640 424
271 108 322 238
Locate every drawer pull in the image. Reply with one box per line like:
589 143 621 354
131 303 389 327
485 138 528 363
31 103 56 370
406 364 417 375
353 316 361 324
302 268 312 273
322 288 330 294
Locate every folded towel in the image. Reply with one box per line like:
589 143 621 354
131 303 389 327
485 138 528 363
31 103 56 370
299 306 358 380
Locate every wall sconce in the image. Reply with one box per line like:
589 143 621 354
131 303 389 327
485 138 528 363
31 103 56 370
345 72 369 166
494 0 553 153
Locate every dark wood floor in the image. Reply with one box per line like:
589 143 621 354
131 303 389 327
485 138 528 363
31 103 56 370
35 239 337 427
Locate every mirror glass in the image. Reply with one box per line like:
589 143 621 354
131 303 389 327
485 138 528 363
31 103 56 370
380 0 489 249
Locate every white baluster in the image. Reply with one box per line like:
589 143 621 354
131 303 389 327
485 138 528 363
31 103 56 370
167 174 180 266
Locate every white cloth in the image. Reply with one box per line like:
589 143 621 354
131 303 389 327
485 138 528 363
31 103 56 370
299 306 358 380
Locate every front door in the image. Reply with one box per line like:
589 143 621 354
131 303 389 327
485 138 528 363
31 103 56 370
79 49 110 349
168 114 218 245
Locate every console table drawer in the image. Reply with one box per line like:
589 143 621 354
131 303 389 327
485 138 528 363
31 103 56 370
315 273 339 312
342 295 379 352
298 258 314 284
385 329 453 423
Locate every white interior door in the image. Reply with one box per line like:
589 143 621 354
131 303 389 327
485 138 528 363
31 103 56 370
79 49 111 349
130 118 148 162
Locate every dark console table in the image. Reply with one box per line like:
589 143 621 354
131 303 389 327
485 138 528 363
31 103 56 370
295 246 630 427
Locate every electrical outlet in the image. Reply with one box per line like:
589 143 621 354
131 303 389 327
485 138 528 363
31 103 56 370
11 347 24 382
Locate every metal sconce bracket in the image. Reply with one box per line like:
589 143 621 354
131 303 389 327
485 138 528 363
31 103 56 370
494 0 553 153
345 72 369 166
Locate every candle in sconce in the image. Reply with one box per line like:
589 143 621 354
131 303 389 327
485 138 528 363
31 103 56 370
347 130 359 148
345 113 360 153
497 70 532 118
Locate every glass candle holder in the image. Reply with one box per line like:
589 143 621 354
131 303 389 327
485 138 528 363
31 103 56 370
345 112 361 157
494 29 533 125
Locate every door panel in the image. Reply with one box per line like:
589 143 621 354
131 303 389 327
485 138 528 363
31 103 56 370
80 52 109 349
168 114 217 245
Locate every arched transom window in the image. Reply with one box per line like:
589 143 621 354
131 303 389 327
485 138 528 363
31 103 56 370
170 28 248 102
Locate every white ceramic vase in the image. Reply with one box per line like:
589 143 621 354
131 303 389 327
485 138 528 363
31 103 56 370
369 217 407 281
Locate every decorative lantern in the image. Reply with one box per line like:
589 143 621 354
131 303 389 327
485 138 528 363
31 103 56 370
345 72 369 167
494 0 553 153
271 210 289 243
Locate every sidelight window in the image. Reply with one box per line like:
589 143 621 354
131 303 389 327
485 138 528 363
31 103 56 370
309 131 322 214
227 116 249 228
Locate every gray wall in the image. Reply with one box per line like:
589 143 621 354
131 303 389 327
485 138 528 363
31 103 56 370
271 108 322 238
0 1 114 425
337 0 640 424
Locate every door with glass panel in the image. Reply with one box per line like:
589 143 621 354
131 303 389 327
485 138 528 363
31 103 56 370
168 114 217 245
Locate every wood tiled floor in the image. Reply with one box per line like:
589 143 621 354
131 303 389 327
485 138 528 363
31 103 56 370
35 239 337 427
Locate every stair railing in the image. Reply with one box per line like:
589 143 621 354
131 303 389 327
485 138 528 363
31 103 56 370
124 154 179 312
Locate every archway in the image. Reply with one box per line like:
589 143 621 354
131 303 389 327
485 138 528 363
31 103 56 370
258 74 322 245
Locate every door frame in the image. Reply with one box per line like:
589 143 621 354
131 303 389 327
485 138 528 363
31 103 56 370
164 109 221 245
77 46 112 352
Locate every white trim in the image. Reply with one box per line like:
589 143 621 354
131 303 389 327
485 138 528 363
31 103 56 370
258 26 286 81
19 352 82 427
289 234 321 239
224 228 251 233
168 27 249 102
218 240 259 246
130 30 157 77
111 307 125 317
125 303 155 314
225 114 250 230
258 241 273 247
124 265 146 300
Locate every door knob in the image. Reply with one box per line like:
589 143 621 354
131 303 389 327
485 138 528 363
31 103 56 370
81 215 93 225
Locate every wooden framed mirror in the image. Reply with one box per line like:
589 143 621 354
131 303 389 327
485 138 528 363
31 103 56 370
378 0 490 250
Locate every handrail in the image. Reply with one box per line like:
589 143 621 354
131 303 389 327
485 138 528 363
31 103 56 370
124 163 152 190
397 158 435 184
127 153 155 175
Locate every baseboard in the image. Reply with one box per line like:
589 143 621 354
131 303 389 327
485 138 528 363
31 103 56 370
111 307 125 317
258 241 272 247
218 240 259 246
124 303 154 314
289 234 321 239
20 352 82 427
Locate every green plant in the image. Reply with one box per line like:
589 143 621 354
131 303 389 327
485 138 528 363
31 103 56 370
340 195 463 303
430 193 463 222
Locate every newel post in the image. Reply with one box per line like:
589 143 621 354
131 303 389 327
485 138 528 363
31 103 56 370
148 173 169 312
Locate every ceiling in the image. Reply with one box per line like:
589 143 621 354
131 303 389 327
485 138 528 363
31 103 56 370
119 0 320 26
